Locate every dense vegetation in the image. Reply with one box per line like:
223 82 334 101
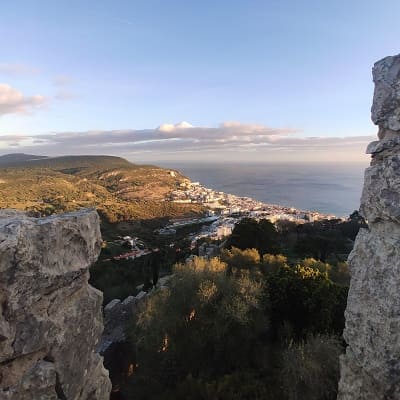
111 216 365 399
122 251 347 399
91 218 204 303
227 215 364 264
94 215 360 305
91 239 191 304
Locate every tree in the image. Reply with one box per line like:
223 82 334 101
261 253 288 273
220 247 260 272
300 258 331 277
227 218 280 255
129 257 267 395
266 263 347 337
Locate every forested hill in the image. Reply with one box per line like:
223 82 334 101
0 153 202 222
0 153 49 166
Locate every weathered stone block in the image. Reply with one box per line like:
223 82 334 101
0 209 111 400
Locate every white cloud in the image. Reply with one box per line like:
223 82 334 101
158 121 194 132
220 121 295 135
0 84 47 116
0 121 375 162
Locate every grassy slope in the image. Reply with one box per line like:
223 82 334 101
0 155 203 224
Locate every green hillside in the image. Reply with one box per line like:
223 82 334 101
0 154 202 223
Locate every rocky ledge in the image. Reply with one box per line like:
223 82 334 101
0 209 111 400
338 54 400 399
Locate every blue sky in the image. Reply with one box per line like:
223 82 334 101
0 0 399 162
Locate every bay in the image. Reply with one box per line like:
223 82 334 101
158 162 368 217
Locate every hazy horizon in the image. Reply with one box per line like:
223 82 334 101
0 150 371 165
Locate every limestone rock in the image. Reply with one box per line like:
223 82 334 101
371 54 400 132
338 54 400 399
0 209 111 400
366 136 400 155
361 153 400 224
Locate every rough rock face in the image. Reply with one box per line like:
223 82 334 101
0 209 111 400
371 55 400 135
338 54 400 399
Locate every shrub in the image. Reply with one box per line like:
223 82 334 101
279 334 342 400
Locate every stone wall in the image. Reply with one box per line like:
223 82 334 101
99 275 172 356
338 54 400 399
0 209 111 400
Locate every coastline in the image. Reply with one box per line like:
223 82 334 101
158 161 366 217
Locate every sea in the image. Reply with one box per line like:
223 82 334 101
158 162 368 218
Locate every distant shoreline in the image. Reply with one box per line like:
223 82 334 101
158 161 366 217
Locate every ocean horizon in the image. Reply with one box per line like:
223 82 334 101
157 161 368 217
